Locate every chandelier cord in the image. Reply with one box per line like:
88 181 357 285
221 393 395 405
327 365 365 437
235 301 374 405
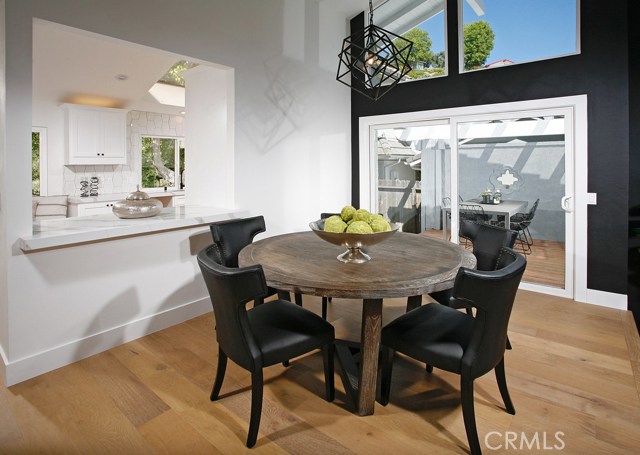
368 0 374 27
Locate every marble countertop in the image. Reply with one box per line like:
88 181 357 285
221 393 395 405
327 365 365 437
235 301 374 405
20 205 248 252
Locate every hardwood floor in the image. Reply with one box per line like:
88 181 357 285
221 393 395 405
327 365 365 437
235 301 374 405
1 290 639 454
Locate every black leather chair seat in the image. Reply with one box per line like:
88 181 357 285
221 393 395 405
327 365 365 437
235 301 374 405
382 303 473 373
248 300 334 366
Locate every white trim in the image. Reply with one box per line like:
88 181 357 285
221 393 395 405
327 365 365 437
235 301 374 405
359 95 589 302
584 289 628 310
32 126 48 196
3 297 211 386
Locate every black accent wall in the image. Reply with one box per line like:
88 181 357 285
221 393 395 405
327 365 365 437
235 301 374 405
350 0 631 301
628 1 639 327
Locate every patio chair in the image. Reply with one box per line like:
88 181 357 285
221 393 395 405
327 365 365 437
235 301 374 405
510 198 540 255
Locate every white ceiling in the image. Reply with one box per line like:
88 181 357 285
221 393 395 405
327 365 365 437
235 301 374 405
32 20 189 115
30 2 400 117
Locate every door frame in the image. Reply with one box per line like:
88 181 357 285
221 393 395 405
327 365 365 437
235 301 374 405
359 95 588 302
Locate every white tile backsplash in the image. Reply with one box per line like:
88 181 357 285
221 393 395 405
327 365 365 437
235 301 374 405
62 110 185 196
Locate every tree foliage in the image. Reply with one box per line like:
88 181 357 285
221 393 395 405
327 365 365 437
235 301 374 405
463 20 495 70
158 60 199 87
399 28 434 68
432 51 445 68
141 137 176 188
32 132 40 196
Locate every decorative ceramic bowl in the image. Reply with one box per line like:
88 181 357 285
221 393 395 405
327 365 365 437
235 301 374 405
309 219 398 263
112 186 163 219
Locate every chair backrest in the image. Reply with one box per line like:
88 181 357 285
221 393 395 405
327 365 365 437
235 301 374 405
209 216 266 268
451 247 526 379
197 247 268 372
459 220 518 271
459 203 488 222
528 198 540 220
512 198 540 224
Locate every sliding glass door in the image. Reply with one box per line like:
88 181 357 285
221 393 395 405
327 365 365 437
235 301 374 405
361 97 585 299
373 121 451 234
454 110 574 294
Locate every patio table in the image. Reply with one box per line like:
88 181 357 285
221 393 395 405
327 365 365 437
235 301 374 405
443 199 528 239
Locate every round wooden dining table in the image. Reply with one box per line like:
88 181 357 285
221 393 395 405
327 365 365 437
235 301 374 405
239 231 476 416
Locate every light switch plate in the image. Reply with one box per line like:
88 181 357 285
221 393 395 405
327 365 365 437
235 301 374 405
587 193 597 205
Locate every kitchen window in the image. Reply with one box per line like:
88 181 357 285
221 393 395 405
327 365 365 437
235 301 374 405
141 136 185 190
32 127 48 196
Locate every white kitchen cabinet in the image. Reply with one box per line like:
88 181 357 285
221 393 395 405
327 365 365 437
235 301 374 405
68 201 117 217
64 104 127 165
172 196 186 207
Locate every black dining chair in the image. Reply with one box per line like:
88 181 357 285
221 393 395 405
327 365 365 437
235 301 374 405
209 216 280 306
197 249 335 448
429 220 518 352
428 220 518 311
510 198 540 255
380 248 526 455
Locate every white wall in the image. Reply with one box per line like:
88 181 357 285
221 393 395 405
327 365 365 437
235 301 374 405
183 65 234 208
1 0 352 385
0 0 9 384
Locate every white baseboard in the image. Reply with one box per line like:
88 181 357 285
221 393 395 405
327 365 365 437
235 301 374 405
3 297 211 387
585 289 628 310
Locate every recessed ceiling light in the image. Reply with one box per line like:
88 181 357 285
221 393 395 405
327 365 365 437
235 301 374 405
180 110 186 115
115 74 128 81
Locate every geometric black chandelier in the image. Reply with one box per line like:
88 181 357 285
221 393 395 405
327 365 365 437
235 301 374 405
337 0 414 101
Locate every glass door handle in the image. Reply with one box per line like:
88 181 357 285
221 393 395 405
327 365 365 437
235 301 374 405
561 196 573 213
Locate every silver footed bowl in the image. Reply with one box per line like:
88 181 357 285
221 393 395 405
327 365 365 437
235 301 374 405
309 219 398 263
113 186 163 219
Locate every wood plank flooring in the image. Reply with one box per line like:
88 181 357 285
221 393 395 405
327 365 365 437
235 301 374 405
1 290 639 454
422 229 566 288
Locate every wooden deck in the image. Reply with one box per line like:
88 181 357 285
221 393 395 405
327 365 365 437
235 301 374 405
422 229 566 289
1 290 639 453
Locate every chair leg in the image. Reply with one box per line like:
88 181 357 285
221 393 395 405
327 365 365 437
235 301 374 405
517 231 530 255
379 347 395 406
425 364 434 373
321 296 328 320
523 225 533 247
246 370 264 448
210 349 227 401
495 358 516 415
294 293 303 307
322 344 335 402
460 377 481 455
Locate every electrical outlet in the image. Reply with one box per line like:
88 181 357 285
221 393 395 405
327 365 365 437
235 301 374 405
587 193 597 205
